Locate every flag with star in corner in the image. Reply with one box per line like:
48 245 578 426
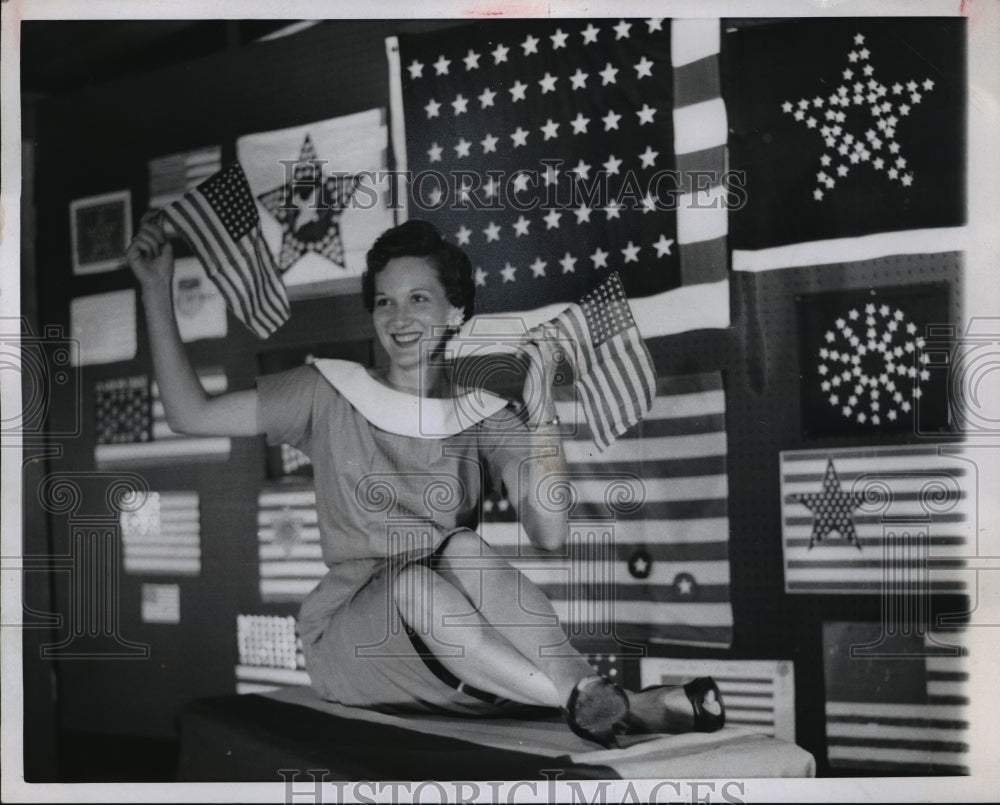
723 17 965 250
391 18 731 335
779 445 973 595
797 283 951 440
236 109 394 296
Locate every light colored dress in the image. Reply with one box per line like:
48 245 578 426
256 359 533 714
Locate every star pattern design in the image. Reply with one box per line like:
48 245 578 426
255 134 358 272
787 459 864 549
782 31 936 200
817 300 929 426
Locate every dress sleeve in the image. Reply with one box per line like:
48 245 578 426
255 365 323 450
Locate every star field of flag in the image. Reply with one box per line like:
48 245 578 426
95 375 150 445
396 19 688 314
797 284 951 439
724 18 965 249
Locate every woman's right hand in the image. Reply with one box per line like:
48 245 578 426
126 212 174 291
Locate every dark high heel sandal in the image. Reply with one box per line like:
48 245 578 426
683 676 725 732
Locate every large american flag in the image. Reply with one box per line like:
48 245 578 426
391 18 729 335
162 162 291 339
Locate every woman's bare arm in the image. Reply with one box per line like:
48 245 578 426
127 215 261 437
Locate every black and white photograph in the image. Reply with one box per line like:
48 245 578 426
2 1 998 802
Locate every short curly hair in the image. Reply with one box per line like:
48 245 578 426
362 220 475 322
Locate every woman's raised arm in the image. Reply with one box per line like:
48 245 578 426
126 214 262 437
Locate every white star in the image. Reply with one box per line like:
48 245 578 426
427 186 442 206
480 133 498 154
463 49 481 70
782 101 794 114
647 17 664 33
621 241 640 263
478 87 497 108
451 94 469 115
639 146 659 168
538 72 558 94
600 62 620 86
602 110 622 131
500 262 517 283
455 225 472 246
543 163 560 187
427 142 443 163
814 188 824 201
591 247 609 268
424 99 441 118
636 104 657 125
433 55 451 75
568 159 591 181
570 113 590 134
509 80 528 102
604 201 622 220
540 118 560 141
603 154 622 175
559 252 578 273
474 266 487 287
581 23 600 44
521 34 540 55
653 234 674 257
569 69 588 90
641 192 657 214
854 32 865 45
483 221 501 243
858 47 870 60
923 78 935 91
454 138 471 158
483 177 498 200
492 43 509 64
550 28 569 49
407 59 424 79
543 209 562 229
512 215 531 237
529 257 547 277
635 56 654 79
574 206 592 223
511 172 531 193
510 127 529 147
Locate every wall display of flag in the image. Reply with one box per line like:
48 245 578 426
93 369 231 467
95 375 150 445
236 109 394 298
120 490 201 576
797 283 951 439
148 145 223 210
481 371 732 650
141 583 181 624
640 657 796 742
161 162 291 339
235 613 309 694
171 256 228 343
257 484 325 603
723 18 965 252
69 289 137 367
69 189 132 275
822 621 970 775
779 445 972 594
390 18 730 337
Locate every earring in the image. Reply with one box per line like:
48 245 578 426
447 308 466 328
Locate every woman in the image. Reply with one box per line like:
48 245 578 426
126 216 723 747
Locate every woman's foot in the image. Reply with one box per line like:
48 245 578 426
624 677 725 734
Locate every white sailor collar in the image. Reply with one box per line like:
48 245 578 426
312 358 509 439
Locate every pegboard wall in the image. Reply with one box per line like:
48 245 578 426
25 19 966 775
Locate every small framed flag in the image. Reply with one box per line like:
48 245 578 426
69 190 132 275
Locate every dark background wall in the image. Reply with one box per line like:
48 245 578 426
22 18 964 780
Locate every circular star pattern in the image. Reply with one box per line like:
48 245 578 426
817 301 930 427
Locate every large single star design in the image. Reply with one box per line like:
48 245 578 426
781 31 936 200
256 134 359 272
787 459 864 549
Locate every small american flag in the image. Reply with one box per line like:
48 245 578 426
256 484 325 603
550 271 655 450
162 162 290 338
119 490 201 576
235 614 310 694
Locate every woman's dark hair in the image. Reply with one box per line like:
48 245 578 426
362 219 475 322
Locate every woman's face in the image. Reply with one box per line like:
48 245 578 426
372 256 458 373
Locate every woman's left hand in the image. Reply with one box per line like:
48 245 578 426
520 323 567 429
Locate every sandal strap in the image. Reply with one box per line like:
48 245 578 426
683 676 726 732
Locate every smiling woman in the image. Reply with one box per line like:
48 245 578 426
126 215 724 747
